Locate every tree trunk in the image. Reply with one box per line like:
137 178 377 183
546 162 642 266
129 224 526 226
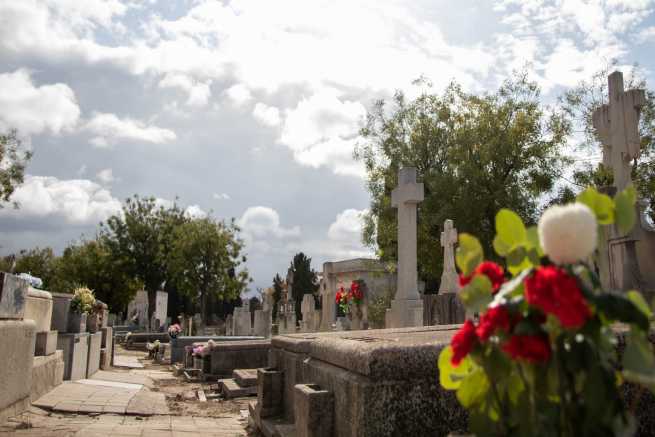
200 290 207 325
147 289 156 321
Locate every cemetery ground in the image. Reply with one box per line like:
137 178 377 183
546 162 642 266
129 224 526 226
0 345 256 437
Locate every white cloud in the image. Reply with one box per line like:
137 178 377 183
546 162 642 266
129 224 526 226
0 175 122 225
238 206 301 239
96 168 114 184
184 204 207 219
225 84 253 107
83 112 176 147
328 208 368 242
158 73 212 107
252 103 280 127
313 208 374 260
0 69 80 135
279 88 366 176
637 26 655 42
213 192 231 200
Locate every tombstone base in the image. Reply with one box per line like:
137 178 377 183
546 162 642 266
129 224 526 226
31 350 64 402
385 298 423 328
35 330 58 356
57 332 90 381
0 320 36 422
87 332 102 378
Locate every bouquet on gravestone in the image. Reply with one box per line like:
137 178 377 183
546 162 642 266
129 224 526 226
168 323 182 339
335 280 365 316
70 286 96 314
438 186 655 437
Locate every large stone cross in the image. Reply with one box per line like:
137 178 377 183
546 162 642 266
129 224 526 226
438 219 459 294
391 167 424 301
592 71 646 191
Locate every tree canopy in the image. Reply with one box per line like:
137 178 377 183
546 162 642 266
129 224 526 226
355 73 572 290
288 252 319 320
0 129 31 208
168 217 250 321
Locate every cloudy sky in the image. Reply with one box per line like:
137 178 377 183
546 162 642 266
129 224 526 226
0 0 654 291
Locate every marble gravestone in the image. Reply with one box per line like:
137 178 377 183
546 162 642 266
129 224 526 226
386 167 425 328
233 300 252 336
254 293 272 338
300 294 317 332
439 220 459 294
425 220 466 325
592 71 655 296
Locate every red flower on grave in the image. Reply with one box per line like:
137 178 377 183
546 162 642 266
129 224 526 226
349 281 363 302
524 266 591 329
502 334 551 364
476 306 511 342
450 320 478 366
459 261 506 294
336 287 347 304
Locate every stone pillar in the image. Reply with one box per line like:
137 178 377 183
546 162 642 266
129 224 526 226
254 309 272 338
320 263 337 331
386 168 424 328
300 295 316 332
256 368 284 418
0 273 36 422
233 302 252 336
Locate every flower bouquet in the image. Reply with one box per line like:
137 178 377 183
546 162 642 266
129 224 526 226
438 186 654 436
336 287 350 315
168 323 182 339
68 286 96 333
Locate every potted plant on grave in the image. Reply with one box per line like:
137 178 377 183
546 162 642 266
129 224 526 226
348 280 365 321
68 286 96 333
438 186 655 437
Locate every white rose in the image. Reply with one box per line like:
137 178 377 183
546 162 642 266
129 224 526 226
538 202 597 264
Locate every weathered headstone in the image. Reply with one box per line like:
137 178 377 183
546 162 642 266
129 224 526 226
233 301 251 336
300 294 316 332
438 219 459 294
386 168 424 328
253 308 272 338
225 314 234 336
593 71 655 296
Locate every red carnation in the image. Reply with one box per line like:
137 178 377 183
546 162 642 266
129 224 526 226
450 320 478 366
502 334 551 363
476 306 511 342
335 288 346 304
459 261 505 294
524 266 591 329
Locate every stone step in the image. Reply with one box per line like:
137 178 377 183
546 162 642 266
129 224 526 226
219 378 257 399
233 368 258 387
249 401 296 437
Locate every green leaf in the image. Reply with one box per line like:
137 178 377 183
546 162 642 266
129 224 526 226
457 367 490 408
456 233 483 276
590 293 650 331
577 187 615 224
493 234 511 257
622 327 655 392
438 346 474 390
626 290 653 319
526 226 543 257
615 186 637 235
460 275 493 313
496 209 527 249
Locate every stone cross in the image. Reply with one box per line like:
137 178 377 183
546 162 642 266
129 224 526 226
438 219 459 294
391 167 424 301
592 71 647 191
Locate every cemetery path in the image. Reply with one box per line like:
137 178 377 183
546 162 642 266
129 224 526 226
0 352 254 436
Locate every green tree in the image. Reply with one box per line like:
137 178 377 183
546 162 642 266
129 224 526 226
49 238 141 312
101 196 188 318
168 217 250 321
289 252 319 321
0 129 32 208
355 73 571 288
14 247 57 288
272 273 283 322
560 62 655 221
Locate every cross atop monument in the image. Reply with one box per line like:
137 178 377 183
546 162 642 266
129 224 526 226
592 71 646 191
439 219 459 294
390 167 424 303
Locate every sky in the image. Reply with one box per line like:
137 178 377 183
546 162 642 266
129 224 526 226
0 0 654 292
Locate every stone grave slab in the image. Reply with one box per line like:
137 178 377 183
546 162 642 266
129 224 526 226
30 350 64 402
35 330 58 356
86 332 102 378
57 332 90 381
253 325 466 436
170 335 264 364
207 339 270 376
0 272 29 319
50 292 73 333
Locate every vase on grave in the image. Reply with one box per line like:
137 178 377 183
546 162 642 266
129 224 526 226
68 312 87 333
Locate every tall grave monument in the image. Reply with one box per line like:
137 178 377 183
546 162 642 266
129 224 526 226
592 71 655 295
386 167 424 328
